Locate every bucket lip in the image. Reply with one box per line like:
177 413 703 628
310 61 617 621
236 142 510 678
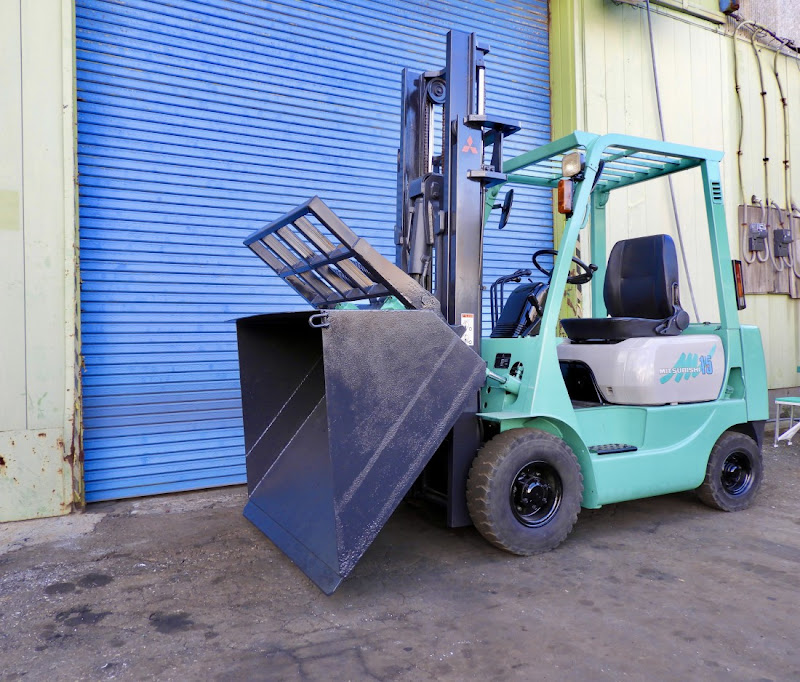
233 310 315 324
234 308 448 325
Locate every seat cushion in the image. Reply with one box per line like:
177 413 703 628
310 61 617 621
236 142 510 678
561 314 687 342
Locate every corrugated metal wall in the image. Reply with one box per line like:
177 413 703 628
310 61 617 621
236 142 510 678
76 0 551 501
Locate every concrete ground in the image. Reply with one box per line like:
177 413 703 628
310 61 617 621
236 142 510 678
1 438 799 681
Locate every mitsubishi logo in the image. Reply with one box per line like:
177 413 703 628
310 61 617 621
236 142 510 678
461 136 478 154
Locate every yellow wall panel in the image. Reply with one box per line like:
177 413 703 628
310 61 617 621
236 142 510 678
0 1 27 430
0 0 77 522
21 0 67 429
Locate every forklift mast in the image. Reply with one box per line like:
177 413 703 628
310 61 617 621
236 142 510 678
396 31 519 343
395 32 520 526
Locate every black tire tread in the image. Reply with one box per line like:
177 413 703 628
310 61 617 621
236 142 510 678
467 428 583 555
697 431 762 512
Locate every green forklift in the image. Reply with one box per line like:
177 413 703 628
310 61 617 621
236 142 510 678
235 31 768 594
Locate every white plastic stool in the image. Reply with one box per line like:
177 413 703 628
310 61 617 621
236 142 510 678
773 397 800 446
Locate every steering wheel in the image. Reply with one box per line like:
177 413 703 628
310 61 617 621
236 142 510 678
497 189 514 230
531 248 597 285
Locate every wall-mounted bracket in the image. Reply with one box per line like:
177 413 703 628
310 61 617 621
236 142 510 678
773 228 793 258
748 223 767 252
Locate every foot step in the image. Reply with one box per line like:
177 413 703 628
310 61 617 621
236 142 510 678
589 443 638 455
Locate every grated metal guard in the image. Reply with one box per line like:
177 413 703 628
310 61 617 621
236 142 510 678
244 196 439 312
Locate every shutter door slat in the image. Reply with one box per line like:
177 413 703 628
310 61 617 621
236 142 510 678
77 0 551 501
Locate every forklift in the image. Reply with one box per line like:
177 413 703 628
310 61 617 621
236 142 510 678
235 31 768 594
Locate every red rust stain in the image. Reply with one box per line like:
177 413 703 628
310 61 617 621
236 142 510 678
0 456 5 467
64 440 80 466
38 432 46 438
10 440 14 446
56 437 64 449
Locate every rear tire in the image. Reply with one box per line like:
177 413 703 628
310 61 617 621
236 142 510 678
467 428 583 555
697 431 762 511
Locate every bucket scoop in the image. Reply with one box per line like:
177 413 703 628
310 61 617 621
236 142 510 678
237 197 485 593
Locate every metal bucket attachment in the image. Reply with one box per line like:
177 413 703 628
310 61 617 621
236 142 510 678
237 308 485 594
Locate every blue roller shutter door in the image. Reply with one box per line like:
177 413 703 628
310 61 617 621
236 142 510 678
76 0 551 501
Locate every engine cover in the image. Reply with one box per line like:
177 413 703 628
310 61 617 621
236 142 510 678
557 335 725 405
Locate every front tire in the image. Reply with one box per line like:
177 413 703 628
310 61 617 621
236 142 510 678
697 431 763 512
467 428 583 555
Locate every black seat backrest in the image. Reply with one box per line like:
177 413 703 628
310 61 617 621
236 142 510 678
560 234 689 342
604 234 682 320
491 282 545 338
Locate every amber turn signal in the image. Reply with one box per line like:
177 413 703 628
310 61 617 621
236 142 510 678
558 179 574 215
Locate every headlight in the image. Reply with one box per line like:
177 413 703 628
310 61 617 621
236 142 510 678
561 151 585 178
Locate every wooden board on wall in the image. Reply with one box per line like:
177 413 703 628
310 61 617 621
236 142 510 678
738 204 800 298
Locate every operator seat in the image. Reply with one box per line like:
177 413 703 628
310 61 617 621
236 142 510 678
491 282 547 338
560 234 689 342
